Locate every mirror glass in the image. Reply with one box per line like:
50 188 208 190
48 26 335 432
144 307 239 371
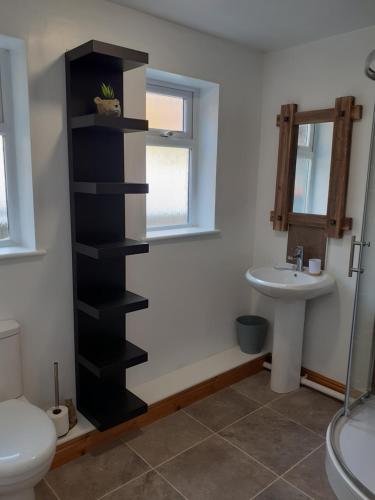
292 122 334 215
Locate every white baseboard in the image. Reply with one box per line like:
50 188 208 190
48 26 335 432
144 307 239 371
129 346 266 405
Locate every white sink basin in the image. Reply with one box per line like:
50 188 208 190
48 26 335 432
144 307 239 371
245 265 335 394
246 266 335 301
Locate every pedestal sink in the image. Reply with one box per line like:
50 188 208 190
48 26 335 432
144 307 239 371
246 266 335 393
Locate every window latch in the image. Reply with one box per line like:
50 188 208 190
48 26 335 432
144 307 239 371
160 131 175 138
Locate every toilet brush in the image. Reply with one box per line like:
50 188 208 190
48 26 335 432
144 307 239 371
46 362 70 437
54 361 60 410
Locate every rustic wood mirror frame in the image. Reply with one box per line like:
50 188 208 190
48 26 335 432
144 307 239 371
270 96 362 238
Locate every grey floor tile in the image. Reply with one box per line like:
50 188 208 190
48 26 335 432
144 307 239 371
35 481 57 500
285 445 337 500
255 479 310 499
44 373 339 500
232 370 280 404
105 471 183 500
184 387 260 431
220 407 322 474
158 435 276 500
123 410 211 466
46 440 149 500
268 387 341 436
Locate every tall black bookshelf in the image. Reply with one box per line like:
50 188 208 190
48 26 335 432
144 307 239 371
65 40 149 431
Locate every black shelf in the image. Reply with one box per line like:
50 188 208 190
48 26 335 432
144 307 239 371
78 367 147 431
66 39 149 432
74 182 149 195
78 338 148 377
66 40 148 72
79 388 147 431
77 290 148 319
75 238 149 259
71 114 148 133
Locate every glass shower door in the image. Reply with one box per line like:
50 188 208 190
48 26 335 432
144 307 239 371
344 110 375 413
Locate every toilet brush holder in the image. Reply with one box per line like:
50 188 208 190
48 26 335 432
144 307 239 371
46 361 70 437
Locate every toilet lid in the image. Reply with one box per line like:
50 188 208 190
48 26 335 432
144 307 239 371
0 399 56 479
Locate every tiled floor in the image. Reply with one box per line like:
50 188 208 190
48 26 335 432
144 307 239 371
37 370 340 500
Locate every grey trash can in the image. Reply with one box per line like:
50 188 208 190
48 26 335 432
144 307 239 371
236 316 268 354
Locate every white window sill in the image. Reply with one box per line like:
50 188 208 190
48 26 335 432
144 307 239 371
0 246 46 261
146 227 221 242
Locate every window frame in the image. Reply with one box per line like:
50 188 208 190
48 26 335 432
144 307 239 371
146 79 194 140
146 79 199 232
0 48 18 247
0 34 44 260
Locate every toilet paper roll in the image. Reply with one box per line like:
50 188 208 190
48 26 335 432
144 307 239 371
47 405 70 437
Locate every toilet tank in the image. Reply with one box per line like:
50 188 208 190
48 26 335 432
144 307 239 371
0 320 23 401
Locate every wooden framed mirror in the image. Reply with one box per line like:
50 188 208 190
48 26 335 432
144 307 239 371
271 96 362 238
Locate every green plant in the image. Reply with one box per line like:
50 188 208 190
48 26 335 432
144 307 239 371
100 82 115 99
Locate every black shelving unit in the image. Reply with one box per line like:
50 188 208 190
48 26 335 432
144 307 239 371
71 114 148 132
73 182 148 195
65 40 149 431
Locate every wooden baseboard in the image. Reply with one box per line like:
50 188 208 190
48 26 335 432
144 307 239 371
301 366 346 394
52 355 345 469
264 353 346 394
52 353 268 469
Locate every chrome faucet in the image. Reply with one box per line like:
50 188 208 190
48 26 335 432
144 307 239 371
294 246 304 272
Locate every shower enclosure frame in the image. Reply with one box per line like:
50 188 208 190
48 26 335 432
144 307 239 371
343 106 375 416
327 105 375 500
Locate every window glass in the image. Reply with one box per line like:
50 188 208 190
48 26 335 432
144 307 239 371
146 146 189 228
0 136 9 240
146 92 184 132
293 157 312 213
0 68 3 124
298 124 313 147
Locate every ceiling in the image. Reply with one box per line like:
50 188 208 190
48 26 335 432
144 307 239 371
108 0 375 52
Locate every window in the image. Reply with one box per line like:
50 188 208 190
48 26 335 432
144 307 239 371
0 35 40 259
145 70 219 241
0 136 8 240
0 50 11 241
146 81 195 230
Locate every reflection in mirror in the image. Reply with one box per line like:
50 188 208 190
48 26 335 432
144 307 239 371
293 122 333 215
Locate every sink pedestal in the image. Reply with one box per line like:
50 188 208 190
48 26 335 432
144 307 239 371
246 266 335 394
271 299 306 393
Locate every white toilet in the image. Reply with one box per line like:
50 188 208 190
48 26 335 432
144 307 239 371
0 321 56 500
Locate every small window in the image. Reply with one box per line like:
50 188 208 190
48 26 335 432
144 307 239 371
0 135 9 240
147 93 184 132
146 81 195 230
0 50 11 243
0 36 38 257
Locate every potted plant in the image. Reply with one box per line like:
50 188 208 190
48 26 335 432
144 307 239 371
94 83 121 117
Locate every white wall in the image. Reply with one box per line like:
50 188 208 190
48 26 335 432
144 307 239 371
2 0 372 407
253 26 375 384
0 0 262 407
